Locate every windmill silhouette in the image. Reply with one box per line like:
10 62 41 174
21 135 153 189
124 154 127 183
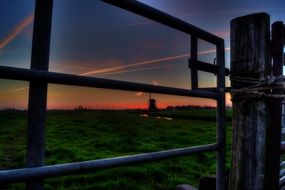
148 93 157 112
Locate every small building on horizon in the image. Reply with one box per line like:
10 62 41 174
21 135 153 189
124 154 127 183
148 93 157 112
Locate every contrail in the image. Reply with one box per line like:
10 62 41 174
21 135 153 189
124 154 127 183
79 54 189 76
5 48 230 93
0 86 28 95
79 47 230 76
9 87 28 93
96 65 163 76
0 14 34 51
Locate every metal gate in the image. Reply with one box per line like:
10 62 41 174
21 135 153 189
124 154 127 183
0 0 228 189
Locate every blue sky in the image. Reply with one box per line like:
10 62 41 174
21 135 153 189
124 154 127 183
0 0 284 109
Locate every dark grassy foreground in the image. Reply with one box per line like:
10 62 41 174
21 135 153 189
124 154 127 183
0 109 232 190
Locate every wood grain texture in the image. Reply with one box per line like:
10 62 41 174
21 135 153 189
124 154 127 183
264 21 284 190
229 13 270 190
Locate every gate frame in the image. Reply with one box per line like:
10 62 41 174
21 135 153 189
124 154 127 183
0 0 227 189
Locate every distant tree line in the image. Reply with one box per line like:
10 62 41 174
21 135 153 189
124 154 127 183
166 105 216 110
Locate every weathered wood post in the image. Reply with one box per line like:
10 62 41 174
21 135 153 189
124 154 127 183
229 13 271 190
264 21 284 190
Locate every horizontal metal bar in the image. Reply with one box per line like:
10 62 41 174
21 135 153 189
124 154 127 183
189 59 230 76
101 0 223 45
196 87 231 93
0 144 218 183
0 66 218 99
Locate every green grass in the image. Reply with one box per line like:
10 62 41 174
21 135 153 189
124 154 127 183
0 109 232 190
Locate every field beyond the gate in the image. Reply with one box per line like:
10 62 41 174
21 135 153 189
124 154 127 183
0 109 232 190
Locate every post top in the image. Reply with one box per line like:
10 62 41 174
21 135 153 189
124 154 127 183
230 12 270 26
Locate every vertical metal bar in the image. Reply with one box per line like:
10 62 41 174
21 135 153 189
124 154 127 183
264 21 284 190
26 0 53 189
216 41 226 190
190 36 198 89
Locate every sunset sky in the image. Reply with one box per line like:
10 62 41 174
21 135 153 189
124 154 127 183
0 0 284 110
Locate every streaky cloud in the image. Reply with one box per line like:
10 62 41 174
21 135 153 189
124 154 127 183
79 47 230 76
0 14 34 51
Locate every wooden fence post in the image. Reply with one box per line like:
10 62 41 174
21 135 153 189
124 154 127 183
229 13 271 190
264 21 284 190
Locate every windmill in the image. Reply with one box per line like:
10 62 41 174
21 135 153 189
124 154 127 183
148 92 157 112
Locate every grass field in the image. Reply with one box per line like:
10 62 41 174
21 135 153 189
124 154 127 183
0 109 232 190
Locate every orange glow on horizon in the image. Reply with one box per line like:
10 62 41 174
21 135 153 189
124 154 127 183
46 96 219 110
0 82 231 110
0 96 230 110
47 102 217 110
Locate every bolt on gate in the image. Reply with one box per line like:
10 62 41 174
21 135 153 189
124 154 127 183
0 0 228 189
